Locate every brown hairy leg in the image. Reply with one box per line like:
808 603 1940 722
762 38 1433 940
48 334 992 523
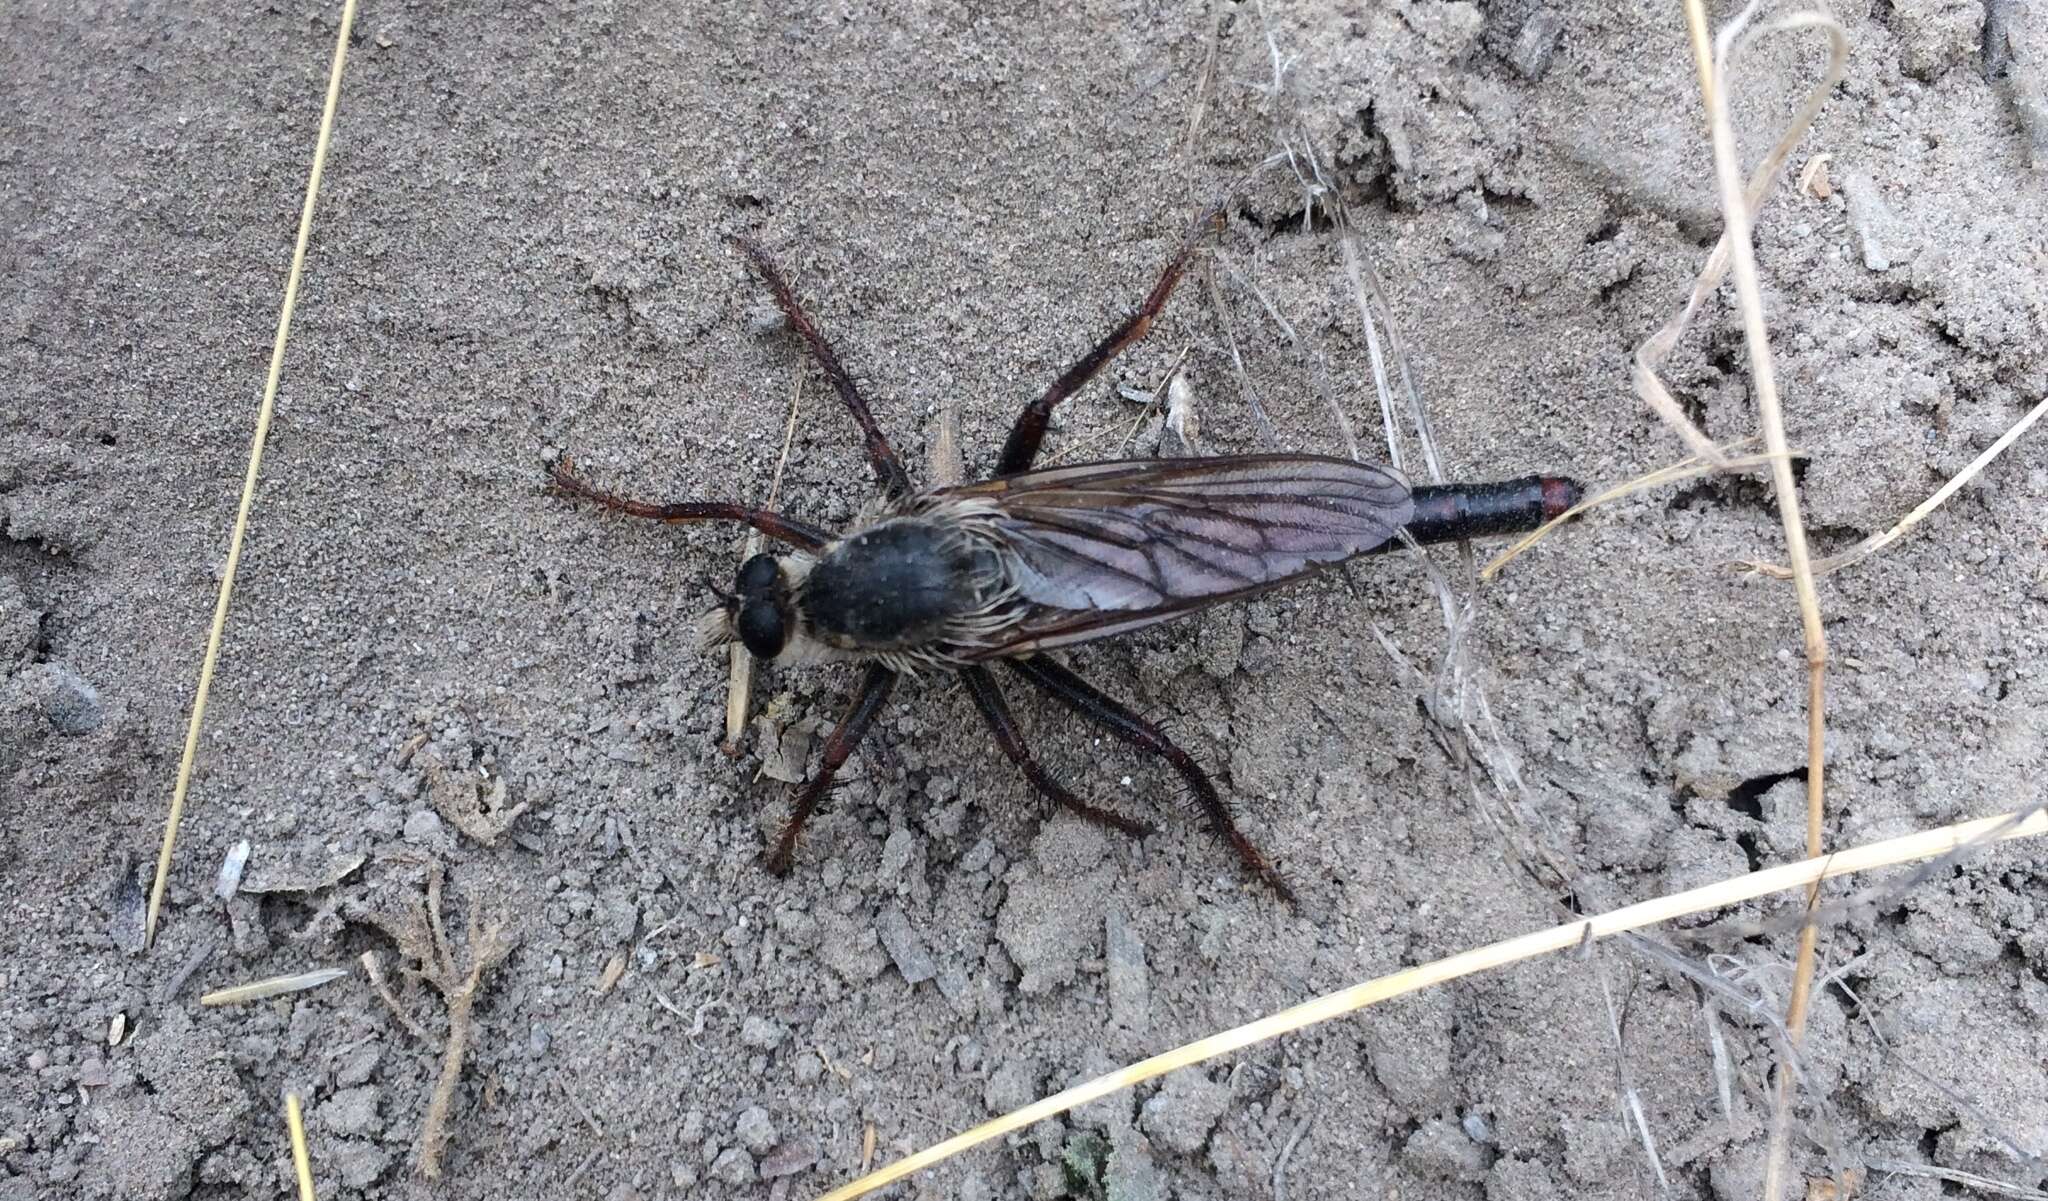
765 663 898 874
993 203 1223 477
1006 654 1294 902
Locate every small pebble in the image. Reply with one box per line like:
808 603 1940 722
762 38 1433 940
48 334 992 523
401 810 444 843
740 1015 789 1052
30 664 102 735
759 1140 818 1179
876 904 937 985
879 828 918 880
735 1105 778 1155
1403 1116 1487 1181
1511 8 1565 79
983 1057 1042 1115
1139 1071 1229 1154
710 1146 756 1185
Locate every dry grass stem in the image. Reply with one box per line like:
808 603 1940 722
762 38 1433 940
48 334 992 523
1672 6 1852 1197
1480 442 1790 579
1831 979 2042 1165
154 935 218 1006
722 545 759 755
145 0 361 950
1743 392 2048 579
1183 3 1226 153
1271 1115 1312 1201
1210 246 1299 344
199 967 349 1007
1598 970 1671 1188
285 1091 316 1201
809 808 2048 1201
927 397 964 487
1634 4 1847 465
1201 262 1281 447
1864 1160 2048 1200
724 374 807 752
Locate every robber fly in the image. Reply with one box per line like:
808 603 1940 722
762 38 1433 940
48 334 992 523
552 208 1580 901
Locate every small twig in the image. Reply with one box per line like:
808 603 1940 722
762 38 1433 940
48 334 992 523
424 861 455 979
1865 1160 2048 1200
362 951 431 1042
1271 1114 1312 1201
563 1148 603 1192
155 934 219 1005
564 1082 607 1138
359 862 519 1180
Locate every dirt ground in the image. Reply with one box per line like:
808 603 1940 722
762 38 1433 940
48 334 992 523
5 1 2047 1198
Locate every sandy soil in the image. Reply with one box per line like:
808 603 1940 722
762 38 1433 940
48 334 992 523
4 1 2047 1198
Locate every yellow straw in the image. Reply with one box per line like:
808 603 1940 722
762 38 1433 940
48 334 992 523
144 0 360 948
285 1092 316 1201
814 808 2047 1200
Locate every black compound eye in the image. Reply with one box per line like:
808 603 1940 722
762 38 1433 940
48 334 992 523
734 600 787 659
737 554 780 593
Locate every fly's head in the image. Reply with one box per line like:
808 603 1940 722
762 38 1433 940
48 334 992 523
699 553 806 660
731 552 794 658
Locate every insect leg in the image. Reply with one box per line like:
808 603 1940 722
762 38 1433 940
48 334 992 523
764 663 898 875
729 235 913 499
549 458 831 552
1006 655 1294 902
993 203 1222 477
959 666 1154 838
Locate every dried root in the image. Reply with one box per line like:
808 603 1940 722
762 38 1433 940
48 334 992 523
358 860 518 1179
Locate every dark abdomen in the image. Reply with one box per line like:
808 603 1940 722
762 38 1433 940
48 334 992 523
804 520 985 649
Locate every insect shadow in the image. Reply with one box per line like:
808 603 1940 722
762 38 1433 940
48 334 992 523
552 207 1580 901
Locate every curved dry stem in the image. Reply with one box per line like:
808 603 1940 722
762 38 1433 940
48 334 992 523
1479 442 1791 579
1742 392 2048 579
1684 5 1852 1199
1632 6 1848 466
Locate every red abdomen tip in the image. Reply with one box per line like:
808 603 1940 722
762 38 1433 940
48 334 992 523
1541 476 1584 521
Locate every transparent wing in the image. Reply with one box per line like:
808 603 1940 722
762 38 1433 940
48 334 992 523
943 454 1414 657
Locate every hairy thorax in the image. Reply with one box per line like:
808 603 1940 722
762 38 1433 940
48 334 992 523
797 509 1017 665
